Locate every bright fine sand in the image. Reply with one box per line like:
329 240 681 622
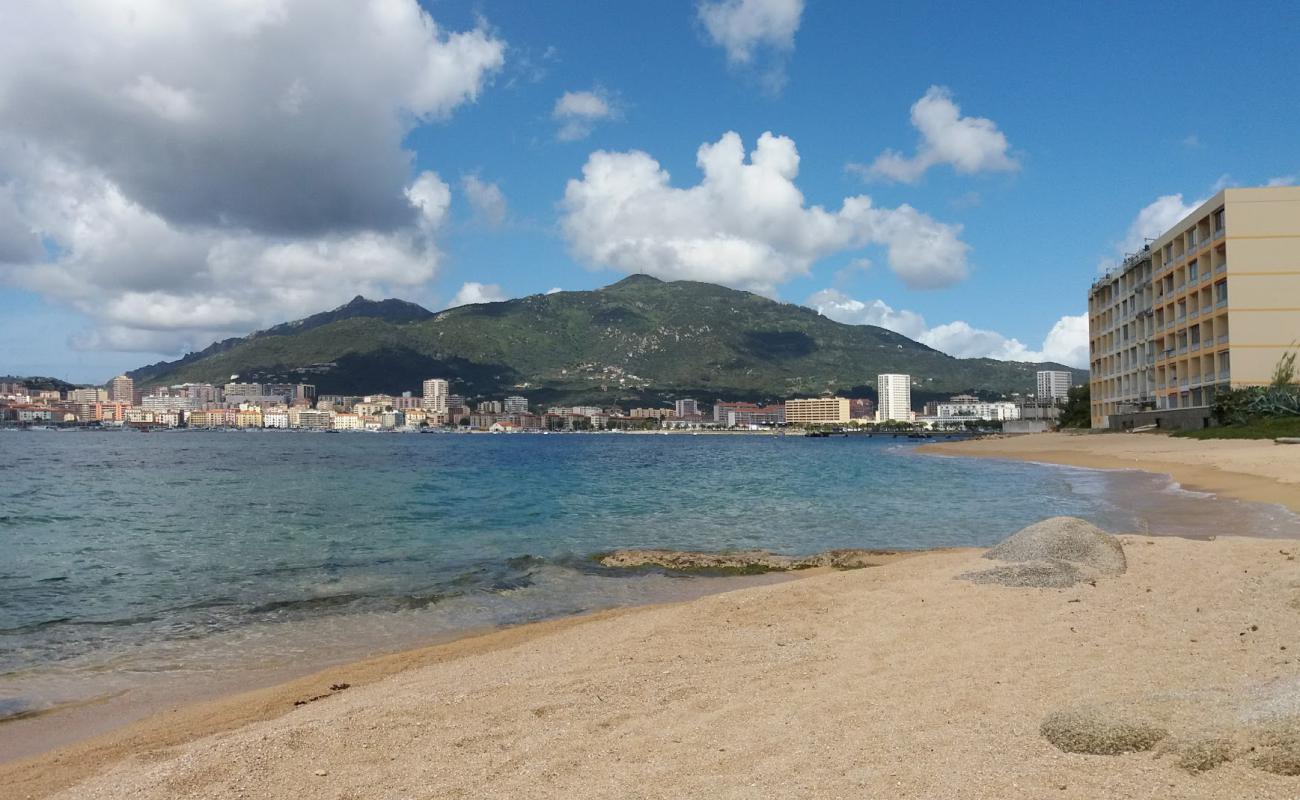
8 529 1300 798
922 431 1300 514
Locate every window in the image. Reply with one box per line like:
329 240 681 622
1215 281 1228 306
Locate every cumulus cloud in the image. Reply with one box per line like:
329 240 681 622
1098 192 1200 273
449 281 507 308
807 289 1087 367
560 131 970 294
0 0 504 353
461 175 508 227
854 86 1018 184
553 89 619 141
697 0 803 91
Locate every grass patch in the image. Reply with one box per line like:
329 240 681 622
1174 417 1300 440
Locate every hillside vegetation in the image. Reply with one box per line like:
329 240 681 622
130 276 1075 405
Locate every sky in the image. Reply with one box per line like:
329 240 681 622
1 0 1297 383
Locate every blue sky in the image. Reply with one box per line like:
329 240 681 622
1 0 1297 383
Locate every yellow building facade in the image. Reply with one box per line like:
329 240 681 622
785 397 850 425
1089 186 1300 427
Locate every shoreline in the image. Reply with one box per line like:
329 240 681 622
0 559 930 792
919 432 1300 515
0 605 646 798
11 534 1300 798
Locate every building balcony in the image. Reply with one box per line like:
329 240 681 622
1190 341 1201 352
1213 227 1225 239
1215 298 1228 309
1216 263 1227 274
1189 307 1199 319
1220 370 1230 381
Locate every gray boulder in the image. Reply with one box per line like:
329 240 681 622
961 516 1126 588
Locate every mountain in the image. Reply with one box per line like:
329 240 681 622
128 276 1078 405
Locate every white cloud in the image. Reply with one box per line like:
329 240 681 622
449 281 507 308
1099 193 1199 273
0 1 504 353
544 287 563 295
553 89 618 141
1266 175 1296 187
854 86 1018 184
807 289 1087 367
461 175 507 227
560 131 970 294
697 0 803 91
1181 134 1202 150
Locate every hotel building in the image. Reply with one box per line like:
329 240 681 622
785 397 850 425
875 374 912 422
1089 186 1300 427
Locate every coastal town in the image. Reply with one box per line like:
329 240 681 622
0 370 1073 433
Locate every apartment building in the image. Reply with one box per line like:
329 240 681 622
108 374 135 403
1089 186 1300 427
875 374 912 422
674 398 700 417
785 397 850 425
1036 370 1072 402
421 378 449 412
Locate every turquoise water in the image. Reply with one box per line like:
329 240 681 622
2 429 1297 725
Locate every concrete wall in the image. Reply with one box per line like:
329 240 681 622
1003 419 1052 434
1105 406 1216 432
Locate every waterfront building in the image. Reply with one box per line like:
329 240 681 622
674 398 700 417
263 410 290 429
785 397 850 425
380 410 406 429
16 407 57 424
294 409 333 430
503 395 529 414
1036 370 1072 402
713 401 786 427
108 374 134 403
421 378 449 412
67 387 108 403
234 409 264 428
332 413 362 431
477 400 503 414
1088 186 1300 427
223 382 263 401
934 401 1021 422
875 374 912 422
848 398 876 420
469 413 499 429
713 401 759 425
316 395 357 412
629 407 673 419
185 410 225 428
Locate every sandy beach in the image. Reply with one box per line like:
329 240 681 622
921 432 1300 514
6 525 1300 799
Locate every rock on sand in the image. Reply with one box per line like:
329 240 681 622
960 516 1126 588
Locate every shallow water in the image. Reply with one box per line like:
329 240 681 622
1 429 1296 727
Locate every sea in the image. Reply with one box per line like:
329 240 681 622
2 428 1298 757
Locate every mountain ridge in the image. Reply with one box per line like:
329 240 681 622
128 277 1077 405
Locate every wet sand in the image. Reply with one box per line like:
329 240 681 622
920 432 1300 514
7 534 1300 799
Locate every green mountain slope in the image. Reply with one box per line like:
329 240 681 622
129 276 1078 405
